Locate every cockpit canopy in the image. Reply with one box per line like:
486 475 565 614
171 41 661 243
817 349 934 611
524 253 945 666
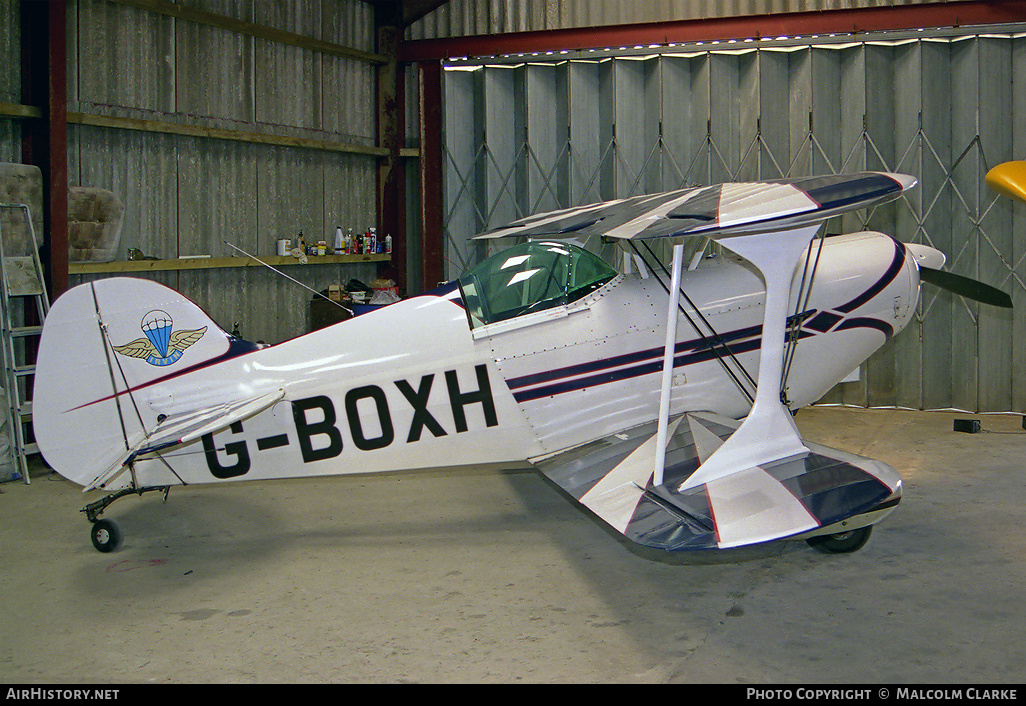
457 241 618 327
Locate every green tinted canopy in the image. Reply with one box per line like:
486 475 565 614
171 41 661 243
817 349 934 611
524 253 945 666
458 241 617 327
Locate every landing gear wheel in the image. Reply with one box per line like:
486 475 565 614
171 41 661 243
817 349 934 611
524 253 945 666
90 518 122 553
806 525 872 554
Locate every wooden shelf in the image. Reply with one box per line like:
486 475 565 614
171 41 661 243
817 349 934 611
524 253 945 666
69 253 390 274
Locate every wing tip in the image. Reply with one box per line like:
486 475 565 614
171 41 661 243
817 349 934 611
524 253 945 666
880 171 918 192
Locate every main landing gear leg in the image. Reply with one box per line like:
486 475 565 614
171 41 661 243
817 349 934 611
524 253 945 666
82 486 170 553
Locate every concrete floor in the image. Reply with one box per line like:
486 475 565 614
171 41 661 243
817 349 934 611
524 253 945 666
1 406 1025 684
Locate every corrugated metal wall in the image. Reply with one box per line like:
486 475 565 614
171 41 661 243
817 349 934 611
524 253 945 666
66 0 382 345
0 0 382 345
407 0 952 39
441 33 1026 413
0 0 21 164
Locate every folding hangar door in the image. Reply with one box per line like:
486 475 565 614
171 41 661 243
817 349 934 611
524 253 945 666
439 31 1026 414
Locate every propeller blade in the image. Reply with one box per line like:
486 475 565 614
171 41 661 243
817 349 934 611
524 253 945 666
920 267 1013 308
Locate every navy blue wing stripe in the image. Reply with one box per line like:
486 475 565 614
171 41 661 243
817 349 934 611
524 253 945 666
796 173 903 210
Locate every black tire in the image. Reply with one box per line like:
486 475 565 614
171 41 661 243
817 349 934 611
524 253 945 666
805 525 872 554
90 518 122 553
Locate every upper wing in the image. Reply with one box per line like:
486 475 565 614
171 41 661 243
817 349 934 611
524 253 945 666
533 411 901 551
475 172 916 241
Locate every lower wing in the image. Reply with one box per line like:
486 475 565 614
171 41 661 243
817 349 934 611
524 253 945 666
533 411 901 551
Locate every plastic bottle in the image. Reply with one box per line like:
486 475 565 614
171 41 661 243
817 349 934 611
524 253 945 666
385 234 392 254
298 230 306 253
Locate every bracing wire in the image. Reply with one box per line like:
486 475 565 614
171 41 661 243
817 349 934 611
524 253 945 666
631 240 756 405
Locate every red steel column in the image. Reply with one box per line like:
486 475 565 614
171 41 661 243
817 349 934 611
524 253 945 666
376 11 407 295
20 0 68 298
417 59 444 292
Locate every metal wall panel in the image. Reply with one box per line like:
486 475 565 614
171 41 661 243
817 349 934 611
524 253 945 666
0 0 20 162
321 53 376 141
441 66 483 275
657 55 696 189
177 135 258 257
1013 38 1026 412
441 32 1026 412
0 0 19 119
0 122 19 164
61 0 380 344
175 12 255 122
75 0 177 114
567 60 607 204
975 37 1014 412
521 62 569 216
950 39 984 411
0 0 17 103
918 39 955 411
482 65 518 231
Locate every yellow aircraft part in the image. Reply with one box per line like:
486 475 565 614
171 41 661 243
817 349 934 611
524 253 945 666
986 161 1026 203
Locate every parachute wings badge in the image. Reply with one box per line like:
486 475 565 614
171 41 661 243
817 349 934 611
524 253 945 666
113 310 207 367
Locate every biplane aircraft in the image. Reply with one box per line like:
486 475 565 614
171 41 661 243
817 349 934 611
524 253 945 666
34 170 1013 554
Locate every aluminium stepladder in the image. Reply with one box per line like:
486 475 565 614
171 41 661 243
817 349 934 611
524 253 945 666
0 202 50 484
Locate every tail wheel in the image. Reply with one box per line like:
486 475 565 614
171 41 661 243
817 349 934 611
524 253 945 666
90 518 123 553
805 525 872 554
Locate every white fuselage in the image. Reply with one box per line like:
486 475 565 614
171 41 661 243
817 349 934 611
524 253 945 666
40 232 920 490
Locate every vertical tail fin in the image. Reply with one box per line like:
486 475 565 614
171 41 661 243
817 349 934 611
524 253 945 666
34 278 234 487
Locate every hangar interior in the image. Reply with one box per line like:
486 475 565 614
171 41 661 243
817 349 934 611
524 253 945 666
3 0 1026 684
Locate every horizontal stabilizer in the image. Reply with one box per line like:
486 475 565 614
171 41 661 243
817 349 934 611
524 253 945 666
83 388 285 491
136 388 286 455
533 412 901 551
